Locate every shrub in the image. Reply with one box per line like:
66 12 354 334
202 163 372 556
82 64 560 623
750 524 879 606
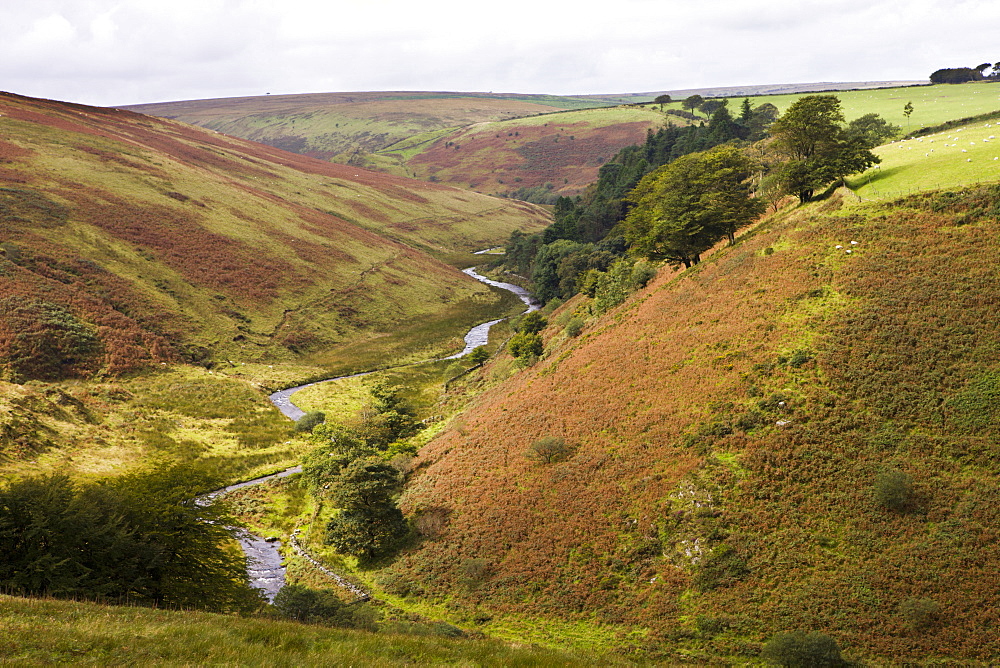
630 260 657 289
456 558 493 590
518 311 548 334
564 316 585 338
295 411 326 432
693 543 749 591
525 436 574 464
761 630 844 666
874 469 915 512
467 347 490 365
272 584 357 627
508 332 543 358
898 597 941 632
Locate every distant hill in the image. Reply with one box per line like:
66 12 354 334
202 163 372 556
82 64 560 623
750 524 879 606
124 84 926 201
0 91 548 381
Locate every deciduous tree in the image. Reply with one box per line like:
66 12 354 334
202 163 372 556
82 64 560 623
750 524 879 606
769 95 880 202
623 145 763 267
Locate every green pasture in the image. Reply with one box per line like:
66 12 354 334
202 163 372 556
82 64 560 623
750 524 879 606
658 82 1000 131
849 118 1000 199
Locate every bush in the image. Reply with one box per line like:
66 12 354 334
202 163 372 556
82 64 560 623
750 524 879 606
874 469 915 512
517 311 548 334
467 347 490 365
272 584 357 627
295 411 326 432
508 332 543 358
898 597 941 632
564 316 585 338
525 436 574 464
761 630 844 666
693 543 749 591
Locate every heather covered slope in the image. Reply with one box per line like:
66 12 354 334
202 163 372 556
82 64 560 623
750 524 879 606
387 187 1000 662
125 92 675 200
123 91 605 160
376 105 670 198
0 92 548 379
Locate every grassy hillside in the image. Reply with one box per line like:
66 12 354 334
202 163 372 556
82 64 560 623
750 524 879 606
0 595 605 666
373 106 672 198
706 81 1000 134
123 91 615 160
126 92 675 201
851 115 1000 199
0 91 548 385
366 185 1000 663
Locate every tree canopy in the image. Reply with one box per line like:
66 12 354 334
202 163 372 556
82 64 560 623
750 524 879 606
769 95 881 202
623 145 764 267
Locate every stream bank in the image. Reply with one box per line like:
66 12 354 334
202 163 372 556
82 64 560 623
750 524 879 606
222 261 538 600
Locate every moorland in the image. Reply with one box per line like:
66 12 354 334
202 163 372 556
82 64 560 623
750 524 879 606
4 73 1000 666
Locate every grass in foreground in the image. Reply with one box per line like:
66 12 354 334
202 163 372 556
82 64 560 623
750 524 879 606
0 595 603 666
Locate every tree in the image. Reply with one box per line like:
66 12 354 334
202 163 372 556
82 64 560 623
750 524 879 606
682 94 705 115
325 457 407 560
467 346 490 365
302 424 374 495
769 95 880 202
525 436 575 464
930 67 982 84
295 411 326 432
699 98 726 117
739 97 753 124
654 94 672 110
623 145 764 267
903 101 914 130
847 113 900 147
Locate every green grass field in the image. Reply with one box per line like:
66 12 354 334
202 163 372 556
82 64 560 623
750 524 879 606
657 82 1000 130
849 115 1000 199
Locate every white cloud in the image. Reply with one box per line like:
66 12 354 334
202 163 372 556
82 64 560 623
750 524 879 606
0 0 998 106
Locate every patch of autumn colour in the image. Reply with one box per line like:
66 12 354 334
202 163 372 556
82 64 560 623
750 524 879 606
393 190 1000 663
410 121 656 196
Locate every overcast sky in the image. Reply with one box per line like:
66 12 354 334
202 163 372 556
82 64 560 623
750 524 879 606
2 0 998 107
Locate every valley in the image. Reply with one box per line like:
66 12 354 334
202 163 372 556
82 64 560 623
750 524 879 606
4 78 1000 666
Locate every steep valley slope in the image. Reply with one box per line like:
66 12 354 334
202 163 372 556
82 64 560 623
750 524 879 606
384 187 1000 663
0 91 548 382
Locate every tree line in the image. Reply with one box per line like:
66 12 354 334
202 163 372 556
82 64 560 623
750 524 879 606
502 94 897 304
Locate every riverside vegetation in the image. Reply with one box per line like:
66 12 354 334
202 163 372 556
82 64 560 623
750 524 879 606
4 75 1000 665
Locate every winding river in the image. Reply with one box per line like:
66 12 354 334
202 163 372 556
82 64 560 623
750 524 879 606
216 262 537 600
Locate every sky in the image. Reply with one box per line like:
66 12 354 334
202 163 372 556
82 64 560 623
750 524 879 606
2 0 999 107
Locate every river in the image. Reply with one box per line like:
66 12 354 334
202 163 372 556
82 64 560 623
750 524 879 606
217 262 536 600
